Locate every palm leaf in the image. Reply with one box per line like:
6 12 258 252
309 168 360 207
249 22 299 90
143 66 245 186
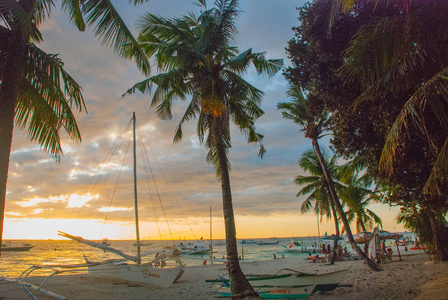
83 0 150 75
0 0 42 42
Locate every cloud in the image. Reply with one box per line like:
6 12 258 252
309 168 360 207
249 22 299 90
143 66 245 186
3 0 402 240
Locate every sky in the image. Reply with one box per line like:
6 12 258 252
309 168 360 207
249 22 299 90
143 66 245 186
4 0 403 241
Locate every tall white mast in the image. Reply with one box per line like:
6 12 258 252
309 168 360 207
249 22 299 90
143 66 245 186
133 112 141 264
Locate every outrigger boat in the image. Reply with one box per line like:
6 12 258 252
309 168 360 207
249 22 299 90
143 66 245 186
207 268 349 293
215 284 316 299
1 245 34 252
59 113 184 287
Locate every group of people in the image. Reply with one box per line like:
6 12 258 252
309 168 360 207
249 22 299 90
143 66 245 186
321 243 349 261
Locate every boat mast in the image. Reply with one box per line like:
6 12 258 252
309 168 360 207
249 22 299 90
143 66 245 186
210 207 213 265
133 112 141 264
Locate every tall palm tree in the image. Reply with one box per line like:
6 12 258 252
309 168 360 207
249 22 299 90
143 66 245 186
296 148 342 264
278 84 380 270
125 0 282 297
0 0 150 253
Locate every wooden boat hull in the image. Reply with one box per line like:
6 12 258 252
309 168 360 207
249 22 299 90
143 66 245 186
1 246 33 252
86 261 184 288
216 284 315 299
208 269 348 293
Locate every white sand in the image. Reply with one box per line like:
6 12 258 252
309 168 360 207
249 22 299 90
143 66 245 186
1 254 447 299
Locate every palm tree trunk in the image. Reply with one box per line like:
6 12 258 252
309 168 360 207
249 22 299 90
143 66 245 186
329 206 339 264
213 119 258 299
0 0 35 256
427 208 448 261
312 139 380 271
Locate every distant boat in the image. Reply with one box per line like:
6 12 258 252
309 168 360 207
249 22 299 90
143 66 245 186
240 240 257 245
133 241 153 246
101 238 111 246
257 238 279 245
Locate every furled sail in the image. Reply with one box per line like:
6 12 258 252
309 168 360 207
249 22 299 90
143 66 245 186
58 231 138 262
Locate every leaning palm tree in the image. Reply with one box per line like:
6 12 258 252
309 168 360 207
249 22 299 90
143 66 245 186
125 0 282 297
296 148 343 264
278 84 380 271
0 0 150 252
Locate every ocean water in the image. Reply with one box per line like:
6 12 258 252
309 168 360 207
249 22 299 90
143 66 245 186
0 237 323 278
0 233 416 279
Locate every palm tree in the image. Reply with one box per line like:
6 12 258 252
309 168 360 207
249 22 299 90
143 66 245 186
338 165 383 233
0 0 150 252
125 0 282 297
295 148 342 264
278 84 380 271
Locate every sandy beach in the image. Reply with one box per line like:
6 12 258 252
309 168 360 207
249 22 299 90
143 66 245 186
1 253 447 299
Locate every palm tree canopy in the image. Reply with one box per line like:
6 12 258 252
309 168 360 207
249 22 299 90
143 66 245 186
277 84 329 140
338 163 382 233
0 0 150 76
125 0 283 173
296 148 343 221
0 0 152 159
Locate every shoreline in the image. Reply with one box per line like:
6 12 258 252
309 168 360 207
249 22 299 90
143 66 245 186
1 254 447 299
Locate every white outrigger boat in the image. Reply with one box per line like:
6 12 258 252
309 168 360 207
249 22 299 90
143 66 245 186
59 114 184 287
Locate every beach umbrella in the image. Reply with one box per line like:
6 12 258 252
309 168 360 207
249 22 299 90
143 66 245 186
345 231 373 244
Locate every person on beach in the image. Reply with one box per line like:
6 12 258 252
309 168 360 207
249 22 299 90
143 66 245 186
273 253 277 259
322 243 326 254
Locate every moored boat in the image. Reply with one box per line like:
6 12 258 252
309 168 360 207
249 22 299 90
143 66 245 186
207 268 348 293
178 241 210 254
215 284 316 299
1 245 34 252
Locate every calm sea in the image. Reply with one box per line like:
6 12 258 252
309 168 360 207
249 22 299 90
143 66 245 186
0 237 323 278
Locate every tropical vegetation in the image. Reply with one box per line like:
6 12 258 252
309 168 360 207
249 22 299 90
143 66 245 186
285 0 448 260
0 0 150 253
125 0 283 297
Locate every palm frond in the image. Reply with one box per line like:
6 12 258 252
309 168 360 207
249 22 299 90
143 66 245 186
83 0 150 75
0 0 42 42
250 52 283 77
61 0 86 31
